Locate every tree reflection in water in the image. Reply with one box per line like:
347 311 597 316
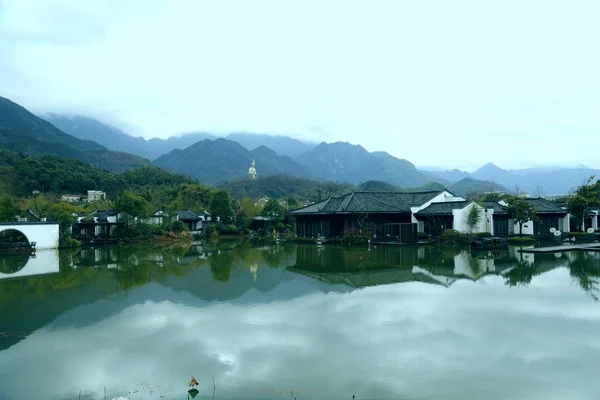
2 241 600 304
504 258 535 287
569 252 600 301
210 250 234 282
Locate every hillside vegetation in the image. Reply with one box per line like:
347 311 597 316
0 97 149 173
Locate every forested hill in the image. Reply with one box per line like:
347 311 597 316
295 142 433 187
154 138 314 185
0 150 194 198
0 96 149 173
218 175 355 201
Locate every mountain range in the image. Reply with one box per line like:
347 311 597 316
154 138 315 185
295 142 434 188
44 115 316 160
0 97 148 173
430 163 599 195
1 96 596 195
43 114 216 160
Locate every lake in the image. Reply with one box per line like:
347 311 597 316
1 241 600 400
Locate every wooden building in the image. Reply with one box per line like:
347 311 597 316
287 191 455 243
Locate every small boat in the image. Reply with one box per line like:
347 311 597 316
470 236 507 250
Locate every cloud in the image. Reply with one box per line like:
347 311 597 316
0 0 599 169
1 268 600 400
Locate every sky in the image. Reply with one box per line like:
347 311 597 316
0 0 599 170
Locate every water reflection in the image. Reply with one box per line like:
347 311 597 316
0 242 600 400
0 250 59 280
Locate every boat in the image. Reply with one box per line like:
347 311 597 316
470 236 507 250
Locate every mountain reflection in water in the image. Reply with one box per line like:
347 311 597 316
1 241 600 400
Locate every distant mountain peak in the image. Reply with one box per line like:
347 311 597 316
477 162 503 171
154 138 313 185
295 140 432 188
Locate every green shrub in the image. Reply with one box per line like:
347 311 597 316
440 229 469 245
476 232 492 237
218 224 240 235
60 237 81 248
418 232 430 240
274 222 286 232
341 233 370 246
205 224 219 239
117 223 153 240
171 220 186 233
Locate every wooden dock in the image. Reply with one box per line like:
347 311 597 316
518 243 600 253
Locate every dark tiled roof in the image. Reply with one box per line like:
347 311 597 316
481 201 509 214
415 201 471 216
523 198 567 214
176 209 200 220
92 210 117 218
288 190 449 215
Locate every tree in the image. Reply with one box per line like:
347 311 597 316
285 196 299 210
0 196 21 222
171 220 186 233
503 196 538 236
481 192 502 202
27 194 51 219
210 190 234 223
241 197 261 218
46 202 80 240
115 191 151 220
261 198 285 221
567 176 600 232
466 205 482 233
236 211 250 231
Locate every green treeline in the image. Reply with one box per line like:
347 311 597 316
0 150 193 197
0 151 355 241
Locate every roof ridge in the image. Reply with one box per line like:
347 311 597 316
352 189 445 195
341 192 355 211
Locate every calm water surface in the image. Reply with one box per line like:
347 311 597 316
1 241 600 400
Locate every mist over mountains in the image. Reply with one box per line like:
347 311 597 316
0 96 594 195
429 162 598 196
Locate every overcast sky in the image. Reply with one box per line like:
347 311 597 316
1 0 599 170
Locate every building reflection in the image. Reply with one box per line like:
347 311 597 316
289 243 593 291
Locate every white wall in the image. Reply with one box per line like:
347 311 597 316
562 214 571 233
145 216 163 225
452 203 492 234
512 220 534 235
0 223 60 249
410 191 466 224
591 211 599 231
